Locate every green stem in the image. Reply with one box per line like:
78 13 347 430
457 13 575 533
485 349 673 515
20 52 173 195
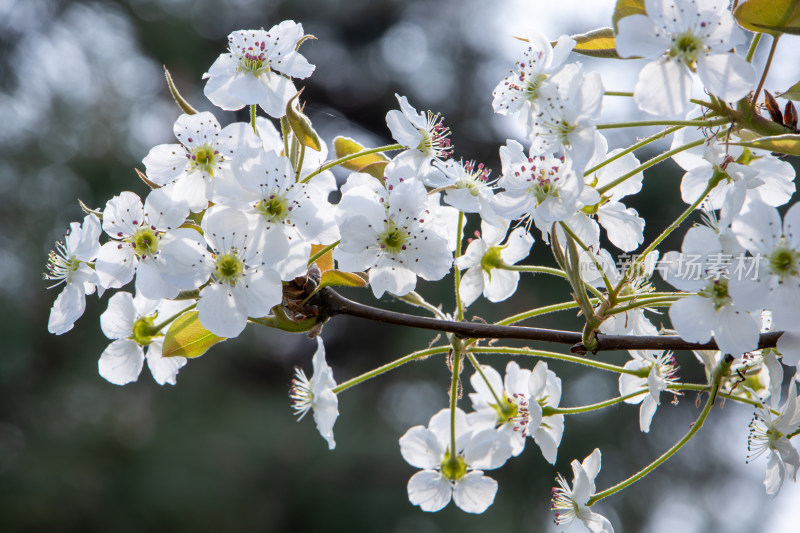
151 303 197 334
619 177 717 292
454 212 465 322
584 125 684 176
308 240 341 266
602 296 684 316
745 33 762 63
449 343 463 460
597 136 709 196
332 346 451 393
751 35 781 111
494 300 582 326
596 119 721 130
465 351 506 410
301 143 404 183
500 264 605 299
544 389 647 415
470 347 638 376
250 105 257 132
604 91 633 97
587 355 733 504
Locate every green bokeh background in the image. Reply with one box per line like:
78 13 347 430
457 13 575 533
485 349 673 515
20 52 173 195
1 0 798 531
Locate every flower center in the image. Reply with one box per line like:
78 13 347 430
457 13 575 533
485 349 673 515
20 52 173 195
524 73 549 101
481 245 505 273
214 251 245 285
255 194 289 224
130 314 157 346
768 244 799 280
417 111 453 160
378 220 410 254
440 450 467 481
44 241 81 286
699 278 731 310
190 145 221 176
669 31 704 66
235 40 271 74
130 227 160 259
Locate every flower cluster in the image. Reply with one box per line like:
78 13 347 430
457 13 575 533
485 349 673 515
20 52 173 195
43 1 800 529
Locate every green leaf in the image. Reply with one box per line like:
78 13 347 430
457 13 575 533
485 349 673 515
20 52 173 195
319 270 368 289
612 0 646 32
333 136 390 178
162 311 225 358
164 66 198 115
135 168 160 189
778 80 800 101
732 134 800 155
734 0 800 36
285 90 322 152
570 28 622 59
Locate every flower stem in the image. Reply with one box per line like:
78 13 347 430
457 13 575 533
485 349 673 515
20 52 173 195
587 354 733 505
500 264 605 299
301 143 404 183
745 33 762 63
465 351 506 410
596 119 722 130
617 177 717 292
250 105 257 132
604 91 633 97
449 341 463 460
544 389 647 415
469 346 637 376
332 345 451 393
596 136 709 196
307 240 341 266
584 125 684 176
151 303 197 334
751 34 781 112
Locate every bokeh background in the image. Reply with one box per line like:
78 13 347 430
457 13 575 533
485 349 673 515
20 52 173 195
2 0 800 531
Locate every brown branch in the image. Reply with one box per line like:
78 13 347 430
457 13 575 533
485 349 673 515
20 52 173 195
317 288 782 354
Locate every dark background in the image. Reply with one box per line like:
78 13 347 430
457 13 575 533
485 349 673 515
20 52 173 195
1 0 798 531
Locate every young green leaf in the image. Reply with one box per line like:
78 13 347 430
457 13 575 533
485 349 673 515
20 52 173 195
162 311 226 358
734 0 800 36
612 0 646 32
285 90 322 152
164 66 198 115
570 28 623 59
333 136 390 178
732 134 800 155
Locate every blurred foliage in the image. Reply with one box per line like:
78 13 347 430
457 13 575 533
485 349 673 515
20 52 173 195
0 0 796 531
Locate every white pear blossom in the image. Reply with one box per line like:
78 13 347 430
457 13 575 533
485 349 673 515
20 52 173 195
619 351 680 432
468 361 533 456
729 201 800 361
222 148 339 280
385 94 452 181
203 24 315 118
492 31 576 131
527 361 565 464
529 64 604 170
290 337 339 450
494 139 591 233
142 112 260 212
45 214 102 335
551 448 614 533
98 292 189 386
193 206 285 338
94 190 203 300
455 220 533 306
399 408 513 513
425 159 503 227
334 160 458 298
671 128 795 225
580 132 646 252
748 382 800 497
662 224 760 355
615 0 755 117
